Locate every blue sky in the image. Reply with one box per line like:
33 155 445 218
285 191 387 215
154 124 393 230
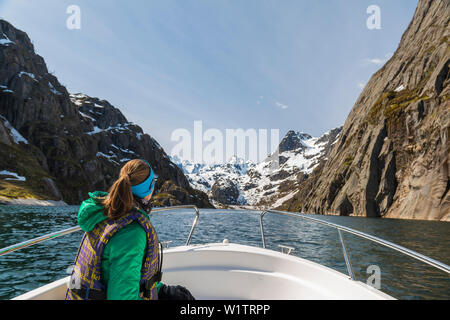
0 0 418 158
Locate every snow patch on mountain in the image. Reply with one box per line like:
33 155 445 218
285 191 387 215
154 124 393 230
172 155 256 194
0 170 26 181
172 127 342 207
18 71 38 82
0 115 29 145
48 82 62 95
0 34 14 46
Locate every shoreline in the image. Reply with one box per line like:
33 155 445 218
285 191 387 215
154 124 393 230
223 205 450 222
0 197 68 207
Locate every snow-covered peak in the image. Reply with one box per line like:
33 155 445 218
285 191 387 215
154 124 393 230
175 127 342 207
228 155 243 164
278 130 313 153
70 93 88 99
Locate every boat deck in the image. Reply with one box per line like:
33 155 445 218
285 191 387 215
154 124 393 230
14 242 394 300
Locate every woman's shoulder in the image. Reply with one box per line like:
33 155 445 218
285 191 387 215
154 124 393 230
78 191 108 232
115 209 151 238
108 221 147 253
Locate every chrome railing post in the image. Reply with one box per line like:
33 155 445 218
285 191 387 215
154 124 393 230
260 211 267 248
338 229 355 280
185 206 200 246
149 205 201 246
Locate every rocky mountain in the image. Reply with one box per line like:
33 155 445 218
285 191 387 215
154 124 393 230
173 127 342 207
281 0 450 221
173 155 254 193
243 128 342 208
0 19 212 208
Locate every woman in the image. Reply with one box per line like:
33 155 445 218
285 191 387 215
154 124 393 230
66 159 162 300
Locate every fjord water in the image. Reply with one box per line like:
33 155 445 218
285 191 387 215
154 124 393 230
0 206 448 300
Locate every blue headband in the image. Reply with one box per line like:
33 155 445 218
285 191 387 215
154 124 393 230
131 161 155 199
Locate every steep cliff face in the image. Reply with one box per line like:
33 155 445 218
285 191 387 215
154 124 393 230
0 19 212 208
282 0 449 221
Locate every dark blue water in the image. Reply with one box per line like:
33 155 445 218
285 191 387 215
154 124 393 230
0 206 449 300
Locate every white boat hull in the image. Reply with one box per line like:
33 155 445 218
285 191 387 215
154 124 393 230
13 243 394 300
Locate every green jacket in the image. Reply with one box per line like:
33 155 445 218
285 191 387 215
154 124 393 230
77 191 163 300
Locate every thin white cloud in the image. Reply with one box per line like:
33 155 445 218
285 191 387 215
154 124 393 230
364 52 394 66
275 102 288 109
358 82 366 89
366 58 384 65
256 95 264 105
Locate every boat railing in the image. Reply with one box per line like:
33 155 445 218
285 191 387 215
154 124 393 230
0 205 200 257
1 205 449 282
259 209 450 279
